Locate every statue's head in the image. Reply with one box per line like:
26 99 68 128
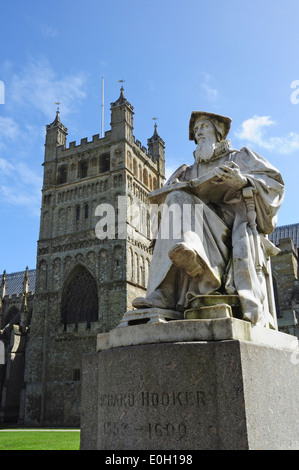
192 118 218 146
189 112 232 144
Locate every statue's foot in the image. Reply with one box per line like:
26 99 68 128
132 287 175 310
168 243 204 278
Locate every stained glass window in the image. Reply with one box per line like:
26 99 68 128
61 266 98 329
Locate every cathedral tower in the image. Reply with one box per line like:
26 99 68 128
24 87 165 426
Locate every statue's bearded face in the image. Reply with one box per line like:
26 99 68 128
193 118 217 162
193 118 217 143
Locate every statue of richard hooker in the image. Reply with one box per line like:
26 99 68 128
132 111 284 328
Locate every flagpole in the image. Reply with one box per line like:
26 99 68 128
101 77 104 138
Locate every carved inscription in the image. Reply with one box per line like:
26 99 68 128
141 391 205 407
99 393 135 407
99 390 206 440
99 390 205 408
103 421 187 439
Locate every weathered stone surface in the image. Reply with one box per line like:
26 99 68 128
270 237 299 336
184 303 232 319
81 337 299 450
80 353 99 450
97 318 298 352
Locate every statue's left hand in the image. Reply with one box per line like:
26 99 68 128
214 161 247 190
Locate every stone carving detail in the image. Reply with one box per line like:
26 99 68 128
38 260 48 291
52 258 61 290
99 249 108 283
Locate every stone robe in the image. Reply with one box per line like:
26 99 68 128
146 145 285 327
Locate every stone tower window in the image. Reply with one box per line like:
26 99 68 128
99 153 110 173
143 168 148 187
73 369 81 382
57 165 67 184
79 161 88 179
84 204 89 219
61 265 98 329
133 159 138 177
76 206 80 221
149 174 153 190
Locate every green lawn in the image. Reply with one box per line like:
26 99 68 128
0 429 80 450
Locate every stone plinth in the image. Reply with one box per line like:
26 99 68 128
80 318 299 450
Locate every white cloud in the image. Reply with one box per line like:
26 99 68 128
165 165 179 181
236 115 274 142
0 157 14 174
235 115 299 154
10 57 88 119
40 24 59 38
0 116 19 141
199 73 219 103
0 156 42 216
201 82 218 103
0 57 88 217
1 184 41 215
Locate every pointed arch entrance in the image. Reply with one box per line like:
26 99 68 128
61 265 98 329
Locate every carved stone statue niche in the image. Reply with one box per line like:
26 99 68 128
120 111 284 328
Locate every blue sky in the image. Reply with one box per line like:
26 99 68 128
1 0 299 273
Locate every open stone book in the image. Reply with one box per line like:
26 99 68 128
149 169 231 205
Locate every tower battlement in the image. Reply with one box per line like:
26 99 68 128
57 130 159 165
43 88 165 192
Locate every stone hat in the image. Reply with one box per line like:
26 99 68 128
189 111 232 142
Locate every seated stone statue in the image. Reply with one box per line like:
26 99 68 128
132 111 285 328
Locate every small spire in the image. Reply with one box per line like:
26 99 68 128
47 102 68 132
148 118 161 142
119 86 125 100
111 81 129 108
116 81 126 103
54 102 61 122
22 266 29 294
1 270 6 298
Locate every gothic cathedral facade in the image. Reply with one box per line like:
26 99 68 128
24 88 165 426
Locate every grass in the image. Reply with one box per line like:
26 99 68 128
0 428 80 450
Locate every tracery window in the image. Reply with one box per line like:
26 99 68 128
61 266 98 329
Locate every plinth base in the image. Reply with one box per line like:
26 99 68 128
80 319 299 450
